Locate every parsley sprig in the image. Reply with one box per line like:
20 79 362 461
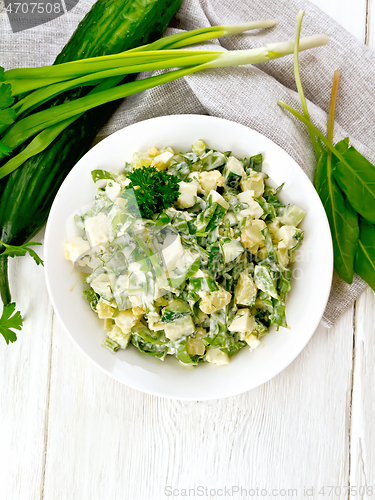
0 240 43 345
0 240 44 266
127 166 180 219
0 302 23 344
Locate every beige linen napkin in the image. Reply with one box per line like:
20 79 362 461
0 0 372 326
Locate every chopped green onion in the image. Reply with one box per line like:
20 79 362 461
102 337 120 352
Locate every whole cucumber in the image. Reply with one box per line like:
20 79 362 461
0 0 182 303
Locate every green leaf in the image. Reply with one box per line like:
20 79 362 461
194 202 217 234
314 148 359 283
161 299 191 323
168 257 200 289
131 323 164 345
0 83 16 132
155 210 171 226
0 240 44 266
354 218 375 291
314 138 349 192
91 169 115 183
0 82 16 159
207 244 223 279
175 340 196 365
200 150 226 171
206 203 226 233
269 299 288 330
336 137 350 154
131 334 167 359
83 289 99 312
257 291 274 314
261 227 278 264
254 264 278 299
204 311 228 348
255 197 277 221
0 83 15 110
0 302 23 344
0 107 16 126
278 271 292 295
189 276 218 293
0 141 13 157
220 336 246 357
161 310 189 322
247 153 263 173
333 146 375 224
166 161 191 181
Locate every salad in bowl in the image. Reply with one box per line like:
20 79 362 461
44 114 332 399
64 140 305 367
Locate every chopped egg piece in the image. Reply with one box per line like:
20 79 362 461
206 348 230 366
85 213 110 247
151 151 174 170
64 236 90 262
199 170 224 195
176 181 198 209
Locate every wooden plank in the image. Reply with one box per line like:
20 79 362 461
309 0 367 42
43 306 354 499
350 288 375 496
367 0 375 46
348 0 375 495
310 0 375 497
41 0 361 498
0 230 54 500
0 1 363 498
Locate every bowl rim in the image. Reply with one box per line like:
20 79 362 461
44 114 333 400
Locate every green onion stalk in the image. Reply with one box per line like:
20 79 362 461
277 11 344 165
0 16 330 344
0 20 279 169
0 19 281 310
291 11 321 158
6 21 279 92
0 30 329 179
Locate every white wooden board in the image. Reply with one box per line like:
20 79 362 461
0 0 374 499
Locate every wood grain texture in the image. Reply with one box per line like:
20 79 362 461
367 0 375 47
309 0 367 42
351 0 375 497
309 2 375 499
0 230 54 500
350 288 375 497
0 1 374 499
41 307 354 500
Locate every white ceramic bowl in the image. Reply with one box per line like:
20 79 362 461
44 114 333 400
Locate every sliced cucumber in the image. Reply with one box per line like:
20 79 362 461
162 299 191 322
277 204 306 227
164 315 196 342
